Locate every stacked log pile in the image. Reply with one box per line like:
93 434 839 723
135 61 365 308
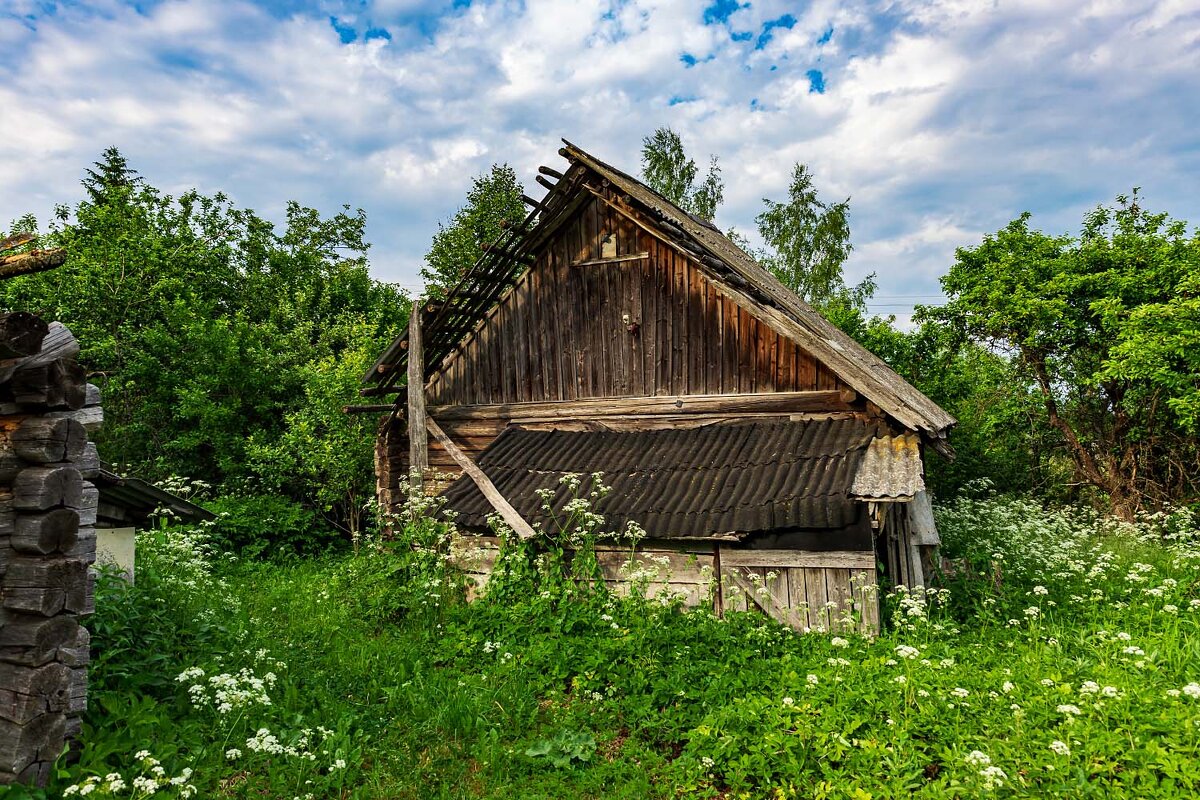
0 313 100 785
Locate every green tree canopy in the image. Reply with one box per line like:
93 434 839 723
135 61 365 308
1 148 407 544
756 164 853 305
932 192 1200 516
640 127 724 221
421 164 526 298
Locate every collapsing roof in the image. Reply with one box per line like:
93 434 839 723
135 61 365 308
362 140 955 453
440 419 924 540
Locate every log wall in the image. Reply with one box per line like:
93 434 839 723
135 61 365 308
0 319 99 786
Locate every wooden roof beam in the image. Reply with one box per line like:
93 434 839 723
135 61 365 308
426 417 536 540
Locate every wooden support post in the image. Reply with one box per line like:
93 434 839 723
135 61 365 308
406 301 428 490
425 418 537 540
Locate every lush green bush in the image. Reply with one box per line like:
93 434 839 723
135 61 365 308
204 493 330 558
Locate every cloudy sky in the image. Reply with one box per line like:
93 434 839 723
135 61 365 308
2 0 1198 317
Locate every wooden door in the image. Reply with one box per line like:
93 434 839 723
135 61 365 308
719 548 880 634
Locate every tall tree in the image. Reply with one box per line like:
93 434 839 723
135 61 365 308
421 164 526 297
640 127 724 221
81 146 140 205
933 192 1200 517
1 149 407 542
756 164 852 305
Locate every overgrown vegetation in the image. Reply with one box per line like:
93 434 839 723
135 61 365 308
1 148 406 548
0 488 1191 799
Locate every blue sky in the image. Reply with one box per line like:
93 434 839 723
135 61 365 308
2 0 1198 319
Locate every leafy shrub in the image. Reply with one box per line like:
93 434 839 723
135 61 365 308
204 493 331 558
30 493 1200 799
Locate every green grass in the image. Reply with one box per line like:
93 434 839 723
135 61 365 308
12 493 1200 799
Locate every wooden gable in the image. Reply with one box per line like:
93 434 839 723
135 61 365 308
426 187 850 407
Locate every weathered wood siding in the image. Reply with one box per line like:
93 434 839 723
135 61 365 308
449 536 879 635
426 193 849 407
451 535 718 606
719 548 879 634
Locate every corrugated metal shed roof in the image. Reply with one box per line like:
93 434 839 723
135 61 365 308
439 418 883 539
850 433 925 500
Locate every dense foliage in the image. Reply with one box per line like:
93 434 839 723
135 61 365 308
11 491 1199 799
756 164 853 306
934 193 1200 515
1 149 407 547
640 128 724 222
420 164 527 298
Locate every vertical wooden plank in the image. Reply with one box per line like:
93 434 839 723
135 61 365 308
713 544 724 617
766 567 794 629
629 258 644 397
778 337 794 391
498 296 513 403
787 568 811 630
704 280 719 394
746 309 759 393
512 276 529 402
449 347 461 405
804 567 829 632
826 568 853 632
588 207 604 398
485 307 500 404
541 246 554 401
595 198 613 396
407 301 428 483
460 338 473 406
655 242 670 395
764 333 779 392
721 295 735 394
557 235 576 401
526 268 542 402
852 569 880 635
747 567 767 617
697 268 709 394
688 262 704 395
638 226 653 396
671 250 686 395
575 212 592 398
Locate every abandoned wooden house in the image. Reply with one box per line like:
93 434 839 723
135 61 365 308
359 141 956 633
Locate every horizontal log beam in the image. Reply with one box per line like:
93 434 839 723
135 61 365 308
430 390 857 422
720 548 875 570
342 404 395 414
0 249 66 281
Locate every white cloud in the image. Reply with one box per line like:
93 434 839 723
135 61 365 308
0 0 1196 308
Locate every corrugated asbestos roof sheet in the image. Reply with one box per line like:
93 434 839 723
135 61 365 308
439 418 882 539
850 433 925 500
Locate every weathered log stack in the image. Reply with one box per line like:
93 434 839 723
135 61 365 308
0 313 100 785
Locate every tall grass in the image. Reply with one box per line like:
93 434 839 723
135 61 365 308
10 491 1200 799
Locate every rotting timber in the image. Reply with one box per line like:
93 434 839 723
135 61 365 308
0 236 102 787
360 141 956 635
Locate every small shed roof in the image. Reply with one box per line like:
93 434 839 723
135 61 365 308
440 418 887 539
94 465 215 527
